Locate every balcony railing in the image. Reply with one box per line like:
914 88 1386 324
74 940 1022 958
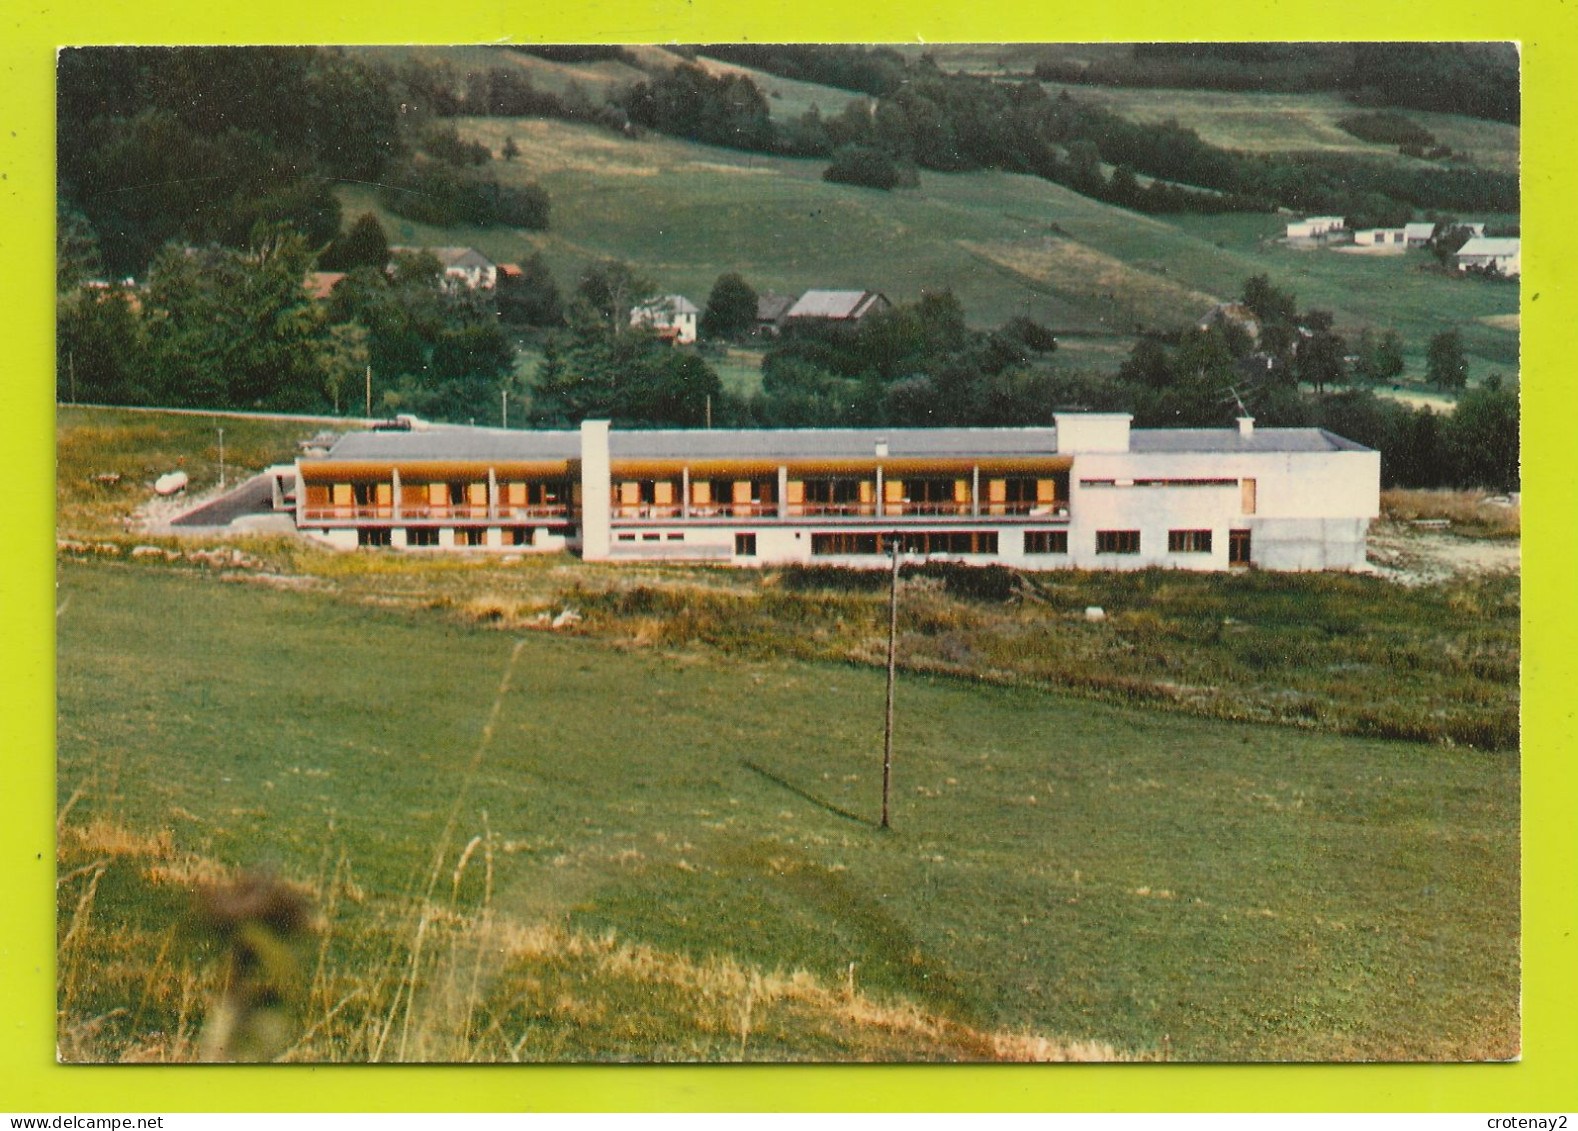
303 500 1069 525
302 505 395 521
304 504 571 523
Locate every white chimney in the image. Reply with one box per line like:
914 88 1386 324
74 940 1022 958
875 438 888 458
1238 417 1255 438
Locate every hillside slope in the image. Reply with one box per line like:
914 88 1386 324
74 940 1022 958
341 111 1518 378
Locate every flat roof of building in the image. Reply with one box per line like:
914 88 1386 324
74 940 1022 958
316 425 1372 463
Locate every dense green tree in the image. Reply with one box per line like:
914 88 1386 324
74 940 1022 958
574 259 653 331
1295 311 1348 393
822 145 901 190
1448 376 1519 491
699 273 758 340
57 284 150 404
1426 329 1469 391
57 204 105 292
320 212 391 272
531 315 723 426
497 253 563 327
1242 274 1298 327
143 225 330 411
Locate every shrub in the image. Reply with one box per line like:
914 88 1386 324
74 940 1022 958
1337 111 1436 148
823 146 901 191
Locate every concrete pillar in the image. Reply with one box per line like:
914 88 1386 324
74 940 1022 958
777 466 789 519
971 466 981 517
487 468 499 519
294 463 306 527
391 528 408 549
875 466 884 518
681 467 691 519
392 467 402 521
580 420 612 560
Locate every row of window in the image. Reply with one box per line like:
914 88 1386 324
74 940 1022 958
810 531 1002 556
356 525 1250 563
1031 529 1249 561
357 527 539 547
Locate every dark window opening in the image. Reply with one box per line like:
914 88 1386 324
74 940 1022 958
1096 530 1141 555
1230 529 1252 566
1168 529 1213 553
735 533 757 557
1025 530 1068 554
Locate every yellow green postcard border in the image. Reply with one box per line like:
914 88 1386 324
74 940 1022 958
4 0 1574 1113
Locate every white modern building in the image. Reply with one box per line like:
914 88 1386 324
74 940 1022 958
295 415 1380 572
1285 216 1347 241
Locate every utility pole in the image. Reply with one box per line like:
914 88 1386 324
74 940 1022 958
217 427 226 490
881 532 901 830
705 394 712 430
365 365 372 419
502 389 508 429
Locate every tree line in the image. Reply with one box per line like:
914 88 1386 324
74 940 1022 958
57 47 554 282
1041 42 1519 125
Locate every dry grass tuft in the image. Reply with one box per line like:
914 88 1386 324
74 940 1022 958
1381 489 1520 538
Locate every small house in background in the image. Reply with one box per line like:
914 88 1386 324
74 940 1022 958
1404 221 1485 247
1196 301 1262 342
1403 222 1438 246
1454 237 1521 277
630 295 700 343
389 246 498 290
754 292 797 337
1353 228 1407 247
1284 216 1347 241
304 271 345 301
785 289 891 325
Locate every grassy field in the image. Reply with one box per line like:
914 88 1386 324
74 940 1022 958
56 559 1519 1062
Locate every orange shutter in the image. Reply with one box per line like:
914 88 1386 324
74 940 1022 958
1241 478 1257 514
692 481 712 505
884 479 903 503
655 481 674 506
1037 479 1056 505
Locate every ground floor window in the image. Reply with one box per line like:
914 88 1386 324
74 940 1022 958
504 527 533 546
407 527 439 547
1024 530 1068 555
1229 528 1252 566
811 531 998 556
454 528 485 547
734 533 757 557
357 527 391 547
1096 530 1141 555
1168 529 1213 554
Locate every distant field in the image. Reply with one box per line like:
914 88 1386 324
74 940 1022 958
1063 86 1521 176
56 560 1520 1062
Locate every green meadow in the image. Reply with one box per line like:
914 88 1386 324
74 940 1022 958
57 558 1519 1062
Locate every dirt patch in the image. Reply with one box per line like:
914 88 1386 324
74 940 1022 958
1366 521 1519 586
